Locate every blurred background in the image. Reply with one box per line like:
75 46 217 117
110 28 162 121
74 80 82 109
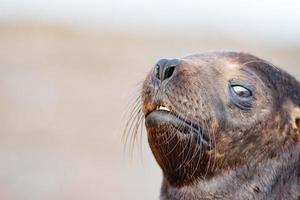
0 0 299 199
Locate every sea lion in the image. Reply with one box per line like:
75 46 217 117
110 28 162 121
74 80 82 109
133 51 300 200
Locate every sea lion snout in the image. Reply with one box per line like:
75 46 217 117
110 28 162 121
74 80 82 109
154 58 181 82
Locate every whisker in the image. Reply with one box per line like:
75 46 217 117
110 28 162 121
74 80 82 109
129 110 144 157
123 103 142 147
190 125 203 178
203 119 212 178
122 89 145 160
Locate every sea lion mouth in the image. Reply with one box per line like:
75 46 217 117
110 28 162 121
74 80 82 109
145 107 210 148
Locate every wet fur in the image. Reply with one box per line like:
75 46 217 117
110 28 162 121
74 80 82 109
125 52 300 200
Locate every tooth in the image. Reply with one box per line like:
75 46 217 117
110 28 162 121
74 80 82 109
158 106 170 112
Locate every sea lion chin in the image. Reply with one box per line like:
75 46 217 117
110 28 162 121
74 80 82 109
139 51 300 200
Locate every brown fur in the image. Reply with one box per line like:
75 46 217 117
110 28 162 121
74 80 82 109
140 51 300 199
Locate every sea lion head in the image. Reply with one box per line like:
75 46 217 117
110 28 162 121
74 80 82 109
140 51 300 187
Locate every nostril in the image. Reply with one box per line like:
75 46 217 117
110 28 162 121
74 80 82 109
154 58 180 82
164 66 175 80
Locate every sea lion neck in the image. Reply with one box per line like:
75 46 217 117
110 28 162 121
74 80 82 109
160 146 300 200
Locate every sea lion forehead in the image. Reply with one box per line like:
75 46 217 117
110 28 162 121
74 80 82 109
180 53 253 85
182 51 256 70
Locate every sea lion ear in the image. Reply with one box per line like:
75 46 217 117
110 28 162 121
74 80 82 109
296 117 300 130
291 82 300 130
291 106 300 130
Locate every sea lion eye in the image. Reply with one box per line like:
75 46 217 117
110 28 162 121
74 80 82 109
232 85 252 98
229 81 255 110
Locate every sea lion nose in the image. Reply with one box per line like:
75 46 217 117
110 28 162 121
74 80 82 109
154 59 180 82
